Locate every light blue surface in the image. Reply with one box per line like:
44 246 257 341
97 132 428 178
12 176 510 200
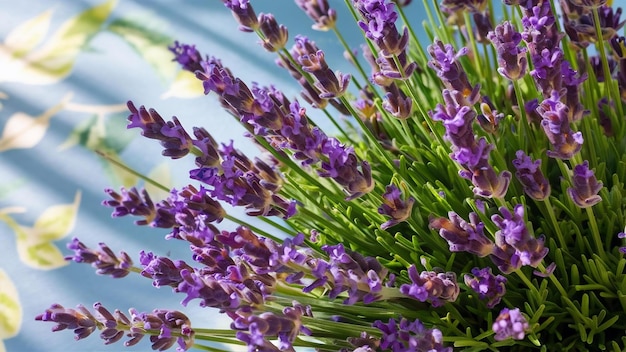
0 1 426 351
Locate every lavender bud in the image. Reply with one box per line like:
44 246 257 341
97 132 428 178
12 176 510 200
567 161 603 208
492 308 529 341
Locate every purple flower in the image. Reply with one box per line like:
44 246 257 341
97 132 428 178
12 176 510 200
537 91 584 159
102 187 156 225
488 21 528 81
319 138 375 200
430 211 494 257
428 40 480 105
464 267 507 308
373 318 452 352
169 41 203 73
512 151 551 201
258 13 289 52
378 184 415 229
304 243 390 305
295 0 337 31
223 0 259 32
400 265 460 307
491 205 548 271
127 102 193 159
567 161 603 208
66 238 134 278
382 83 413 118
354 0 409 56
233 303 312 351
295 36 350 98
139 251 193 288
492 308 529 341
618 231 626 254
36 303 195 351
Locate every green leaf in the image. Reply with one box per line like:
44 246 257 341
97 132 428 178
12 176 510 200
0 93 71 152
0 269 22 339
107 14 176 81
0 0 117 84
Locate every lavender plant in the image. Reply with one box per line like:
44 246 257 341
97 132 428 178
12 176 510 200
36 0 626 350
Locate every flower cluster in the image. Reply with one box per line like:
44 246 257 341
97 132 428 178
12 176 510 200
37 0 626 351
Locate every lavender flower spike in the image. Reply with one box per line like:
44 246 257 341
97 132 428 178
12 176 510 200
66 238 134 278
512 150 551 201
295 0 337 31
378 184 415 229
258 13 289 52
464 267 507 308
492 308 529 341
36 303 195 351
491 205 548 268
429 211 494 257
223 0 259 32
567 161 603 208
400 265 460 307
373 318 452 352
488 21 528 81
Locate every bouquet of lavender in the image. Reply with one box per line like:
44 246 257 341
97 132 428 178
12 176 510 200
36 0 626 350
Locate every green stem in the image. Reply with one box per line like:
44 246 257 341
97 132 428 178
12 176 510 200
542 197 567 250
585 206 606 261
592 6 625 133
96 150 169 192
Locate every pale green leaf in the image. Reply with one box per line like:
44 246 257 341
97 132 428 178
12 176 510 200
16 240 68 270
0 0 117 84
0 94 71 152
58 112 134 153
57 115 98 151
0 269 22 339
162 70 205 99
108 15 176 81
4 10 53 57
33 191 81 242
145 162 172 201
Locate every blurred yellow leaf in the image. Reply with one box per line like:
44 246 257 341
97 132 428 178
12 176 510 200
15 241 68 270
33 191 81 242
0 0 117 84
161 70 204 99
145 162 172 201
0 269 22 340
4 10 52 57
0 191 80 270
0 94 71 152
